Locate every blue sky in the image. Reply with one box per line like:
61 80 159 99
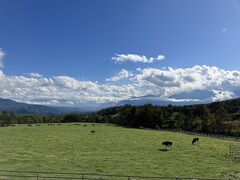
0 0 240 107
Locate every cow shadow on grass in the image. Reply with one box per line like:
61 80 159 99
158 148 171 152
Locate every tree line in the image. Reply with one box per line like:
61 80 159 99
0 98 240 136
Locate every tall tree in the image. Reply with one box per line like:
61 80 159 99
200 105 213 132
214 106 228 133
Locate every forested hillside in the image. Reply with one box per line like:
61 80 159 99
1 98 240 136
97 98 240 135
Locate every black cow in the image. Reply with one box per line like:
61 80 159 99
162 141 172 147
192 138 199 144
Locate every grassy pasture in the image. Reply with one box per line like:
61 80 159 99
0 123 239 178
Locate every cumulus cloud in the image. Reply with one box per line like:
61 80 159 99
0 71 140 105
212 90 234 102
0 65 239 106
112 54 165 63
0 49 5 68
106 69 133 82
29 73 43 78
132 65 240 99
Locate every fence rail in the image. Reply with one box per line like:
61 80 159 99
0 170 237 180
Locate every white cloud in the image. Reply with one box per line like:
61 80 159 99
132 65 240 98
0 65 239 106
29 73 43 78
0 49 5 68
106 69 133 82
0 70 4 77
212 89 234 102
0 71 140 105
156 55 165 60
222 28 227 33
112 54 165 63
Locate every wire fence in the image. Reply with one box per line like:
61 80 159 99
230 144 240 161
0 170 237 180
0 127 239 179
156 128 240 142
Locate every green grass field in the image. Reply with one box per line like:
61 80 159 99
0 123 239 178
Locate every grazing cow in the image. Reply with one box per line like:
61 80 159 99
162 141 172 147
91 130 95 134
192 138 199 144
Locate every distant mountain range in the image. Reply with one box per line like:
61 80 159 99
0 88 239 115
0 98 85 115
116 90 214 106
117 89 240 107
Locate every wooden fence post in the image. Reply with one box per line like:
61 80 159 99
229 145 232 157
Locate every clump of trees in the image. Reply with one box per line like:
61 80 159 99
1 98 240 136
97 103 240 136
